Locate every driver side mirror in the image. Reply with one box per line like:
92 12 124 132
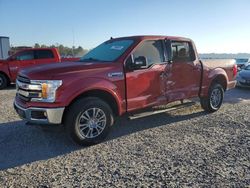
132 56 147 70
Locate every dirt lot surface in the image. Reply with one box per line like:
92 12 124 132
0 86 249 187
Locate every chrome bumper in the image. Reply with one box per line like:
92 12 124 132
14 101 65 124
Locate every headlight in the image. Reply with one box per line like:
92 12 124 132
30 80 62 103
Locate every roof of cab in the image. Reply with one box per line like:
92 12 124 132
111 35 192 41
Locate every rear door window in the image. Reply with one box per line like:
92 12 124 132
35 50 54 59
171 41 195 62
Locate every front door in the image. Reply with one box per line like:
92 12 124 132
125 40 167 111
9 50 35 79
164 40 201 102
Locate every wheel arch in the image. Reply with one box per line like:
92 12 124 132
63 89 121 124
201 68 229 97
210 74 227 91
0 71 10 85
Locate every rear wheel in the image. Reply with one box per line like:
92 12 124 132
0 74 8 89
200 83 224 112
65 97 114 145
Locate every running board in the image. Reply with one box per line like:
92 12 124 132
128 101 196 120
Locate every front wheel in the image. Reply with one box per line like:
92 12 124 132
65 97 114 145
200 83 224 113
0 74 8 90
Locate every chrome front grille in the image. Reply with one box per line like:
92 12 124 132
17 75 30 84
16 76 41 102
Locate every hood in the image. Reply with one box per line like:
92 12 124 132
239 69 250 79
19 61 115 80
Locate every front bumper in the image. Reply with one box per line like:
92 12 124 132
236 81 250 88
227 80 237 90
14 101 65 124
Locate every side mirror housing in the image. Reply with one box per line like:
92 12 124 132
132 56 147 69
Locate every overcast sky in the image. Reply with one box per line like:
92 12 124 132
0 0 249 53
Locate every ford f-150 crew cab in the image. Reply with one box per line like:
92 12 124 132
0 48 79 89
14 36 237 145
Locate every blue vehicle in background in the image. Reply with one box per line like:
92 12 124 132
235 58 249 71
236 64 250 88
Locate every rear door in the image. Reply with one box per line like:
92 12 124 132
164 40 201 102
125 39 167 111
8 50 35 79
35 49 57 65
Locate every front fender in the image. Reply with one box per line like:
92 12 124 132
57 77 125 115
0 62 11 80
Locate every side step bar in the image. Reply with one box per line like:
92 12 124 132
128 101 196 120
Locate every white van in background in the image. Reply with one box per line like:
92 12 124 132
0 36 10 60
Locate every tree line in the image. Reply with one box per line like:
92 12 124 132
10 44 89 57
34 43 88 57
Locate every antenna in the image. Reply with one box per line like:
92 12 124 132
72 28 75 57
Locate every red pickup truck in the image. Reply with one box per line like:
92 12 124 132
0 48 79 89
14 36 237 145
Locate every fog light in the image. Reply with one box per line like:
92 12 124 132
31 111 47 119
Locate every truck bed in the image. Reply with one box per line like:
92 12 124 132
202 59 236 69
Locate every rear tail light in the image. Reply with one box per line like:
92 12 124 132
233 64 237 77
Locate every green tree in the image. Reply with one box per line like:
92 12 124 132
34 43 40 48
32 43 88 57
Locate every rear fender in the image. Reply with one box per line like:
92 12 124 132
200 68 228 97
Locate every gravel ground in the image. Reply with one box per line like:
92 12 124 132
0 86 249 187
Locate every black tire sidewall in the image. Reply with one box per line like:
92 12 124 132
0 74 7 89
66 97 114 145
208 84 224 111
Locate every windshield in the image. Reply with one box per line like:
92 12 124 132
245 65 250 70
80 39 134 62
236 59 249 64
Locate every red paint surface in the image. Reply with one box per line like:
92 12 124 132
15 36 237 116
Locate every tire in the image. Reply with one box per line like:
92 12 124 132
0 74 8 90
200 83 224 113
65 97 114 145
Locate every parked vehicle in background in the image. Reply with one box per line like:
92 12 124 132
0 48 80 89
236 64 250 88
14 35 237 145
235 58 249 71
61 57 80 62
241 61 250 70
0 36 10 60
